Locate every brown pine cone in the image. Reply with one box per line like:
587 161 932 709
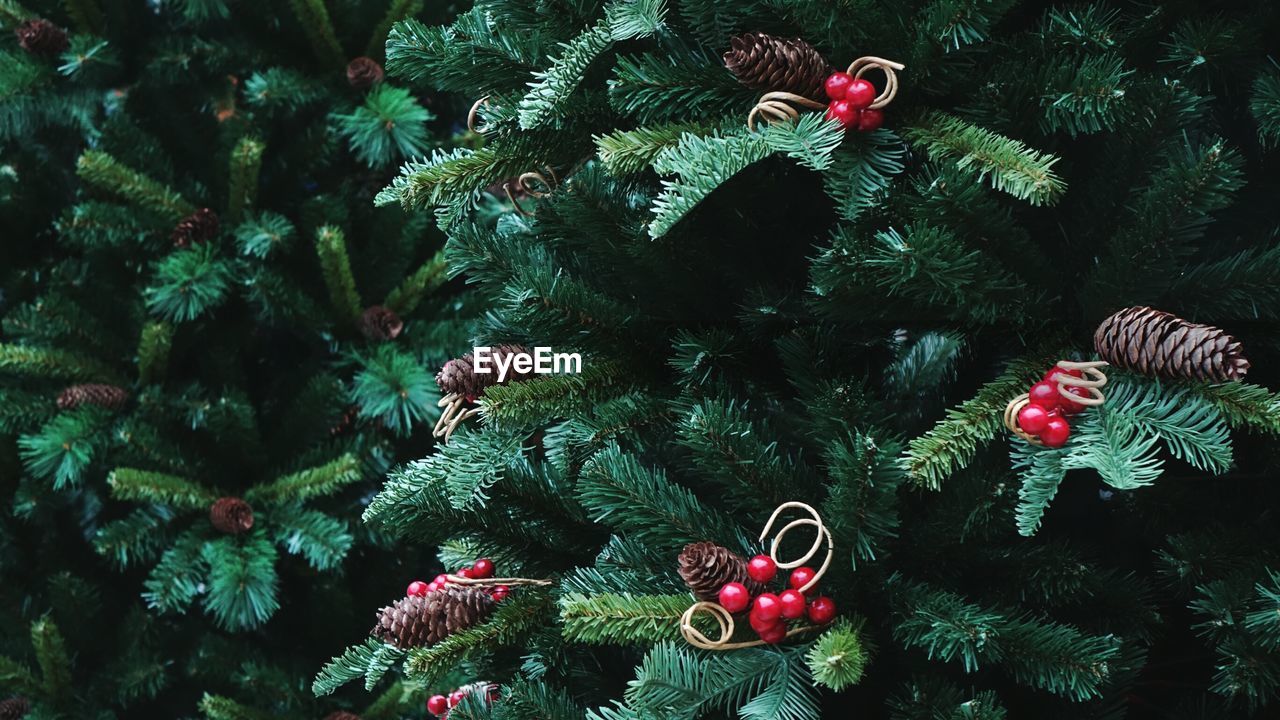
371 586 495 649
172 208 220 248
57 383 130 411
0 696 29 720
346 57 385 90
358 305 404 341
723 32 831 102
15 19 68 57
435 344 533 399
1094 306 1249 382
322 712 361 720
209 497 255 534
677 541 766 602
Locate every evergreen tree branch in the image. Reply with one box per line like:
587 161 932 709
76 150 195 222
107 467 217 510
315 225 363 328
903 112 1065 205
245 453 362 506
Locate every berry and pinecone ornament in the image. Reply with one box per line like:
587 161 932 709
372 586 496 649
1004 362 1108 448
172 208 220 247
57 383 129 411
724 32 830 102
434 344 532 442
346 57 385 89
1094 306 1249 382
358 305 403 341
427 682 500 717
678 541 766 601
14 19 67 57
209 496 255 534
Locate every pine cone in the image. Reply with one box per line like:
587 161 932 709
435 344 532 399
371 586 495 649
0 696 29 720
678 541 766 602
172 208 220 248
346 57 385 90
209 497 255 534
322 712 361 720
57 383 130 411
723 32 831 102
359 305 404 341
15 19 68 57
1094 306 1249 382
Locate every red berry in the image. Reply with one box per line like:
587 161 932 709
1040 416 1071 448
491 585 510 601
856 108 883 131
789 566 817 594
1027 381 1060 410
472 558 495 579
778 589 807 619
825 100 858 128
749 611 782 634
746 554 777 583
751 593 782 622
1058 385 1089 415
407 580 429 597
1043 366 1083 383
718 582 751 613
427 694 449 715
456 567 473 579
844 78 876 109
434 573 449 586
758 623 788 644
824 72 854 100
487 684 501 702
448 690 466 707
1017 404 1050 434
807 596 837 624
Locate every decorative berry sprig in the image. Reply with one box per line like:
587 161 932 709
405 556 551 604
434 345 533 443
680 502 836 650
426 682 500 717
1003 361 1108 448
748 56 904 133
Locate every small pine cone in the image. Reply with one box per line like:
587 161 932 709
435 344 532 399
57 383 130 411
0 696 29 720
678 541 766 602
209 497 255 534
723 32 831 102
172 208 220 248
1094 306 1249 382
322 712 361 720
346 57 385 90
15 19 68 57
359 305 404 341
371 586 495 649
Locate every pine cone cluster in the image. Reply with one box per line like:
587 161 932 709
371 586 495 649
723 32 831 102
0 696 29 720
172 208 220 247
436 344 532 399
322 712 362 720
15 19 67 57
57 383 130 411
1094 306 1249 382
358 305 403 341
678 541 766 602
209 497 255 534
346 57 385 90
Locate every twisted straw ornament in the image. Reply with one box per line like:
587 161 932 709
503 166 558 216
467 96 491 134
747 56 905 132
444 574 553 588
1003 360 1109 446
679 502 832 651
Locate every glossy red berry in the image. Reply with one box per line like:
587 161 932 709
491 584 510 601
1040 416 1071 448
448 689 466 707
456 567 474 579
749 611 782 634
807 596 837 624
759 623 788 644
1017 404 1050 434
844 78 876 109
426 581 440 593
718 582 751 613
746 554 777 583
434 573 449 586
472 557 495 579
427 694 449 716
855 108 883 131
789 566 817 594
825 99 858 128
407 580 429 597
751 593 782 622
1058 385 1089 415
778 589 807 619
1043 366 1083 383
1028 381 1060 410
824 72 854 100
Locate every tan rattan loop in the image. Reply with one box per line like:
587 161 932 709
747 91 827 132
467 96 491 133
845 56 905 110
444 574 553 587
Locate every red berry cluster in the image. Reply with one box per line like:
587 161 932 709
822 72 882 132
426 683 499 717
406 557 509 601
1015 366 1091 448
717 555 837 644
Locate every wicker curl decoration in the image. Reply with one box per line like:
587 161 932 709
679 502 832 650
1003 360 1109 445
747 56 905 132
444 574 553 588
